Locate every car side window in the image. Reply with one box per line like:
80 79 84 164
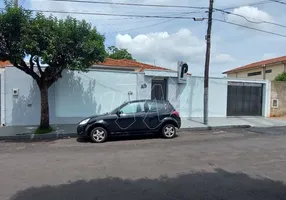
120 102 144 114
145 101 170 113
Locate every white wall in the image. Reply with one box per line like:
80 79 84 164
2 67 54 126
54 70 138 118
2 67 270 126
172 76 228 118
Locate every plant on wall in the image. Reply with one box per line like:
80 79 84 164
0 3 106 132
275 72 286 81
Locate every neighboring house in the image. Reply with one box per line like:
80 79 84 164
223 56 286 80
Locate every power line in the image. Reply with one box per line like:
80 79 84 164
213 18 286 38
8 8 201 19
215 9 286 28
221 0 272 10
50 0 273 11
103 10 204 34
268 0 286 5
49 0 209 10
2 7 286 38
104 18 178 34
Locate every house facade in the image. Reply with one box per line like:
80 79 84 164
223 56 286 80
0 59 271 126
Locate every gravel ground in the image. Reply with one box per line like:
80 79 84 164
1 128 286 200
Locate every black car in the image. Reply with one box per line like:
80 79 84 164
77 100 181 143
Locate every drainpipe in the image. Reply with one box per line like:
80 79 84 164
262 64 266 80
1 69 6 126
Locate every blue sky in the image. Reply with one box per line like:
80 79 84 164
2 0 286 77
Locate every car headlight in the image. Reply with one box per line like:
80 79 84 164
79 118 90 125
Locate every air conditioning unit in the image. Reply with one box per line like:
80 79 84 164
272 99 278 108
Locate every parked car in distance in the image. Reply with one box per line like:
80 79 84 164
77 100 181 143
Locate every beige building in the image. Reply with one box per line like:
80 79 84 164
223 56 286 80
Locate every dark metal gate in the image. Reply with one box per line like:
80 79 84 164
151 79 167 100
227 82 263 116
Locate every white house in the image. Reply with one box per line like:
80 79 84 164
0 59 271 126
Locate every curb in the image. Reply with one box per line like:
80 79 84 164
0 125 252 141
0 133 78 141
178 125 251 132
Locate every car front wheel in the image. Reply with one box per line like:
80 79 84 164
162 124 177 139
90 127 108 143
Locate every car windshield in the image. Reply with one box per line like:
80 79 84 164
110 102 128 114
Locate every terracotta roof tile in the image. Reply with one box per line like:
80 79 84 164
0 61 12 67
0 58 170 71
98 58 169 71
223 56 286 74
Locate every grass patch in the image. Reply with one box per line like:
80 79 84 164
35 126 54 134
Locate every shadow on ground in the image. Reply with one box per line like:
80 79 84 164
10 169 286 200
77 133 163 143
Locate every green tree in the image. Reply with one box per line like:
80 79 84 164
0 4 106 130
107 46 134 60
275 72 286 81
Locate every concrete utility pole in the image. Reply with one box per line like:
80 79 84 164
14 0 18 8
203 0 214 125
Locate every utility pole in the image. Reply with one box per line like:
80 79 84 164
203 0 214 125
14 0 18 8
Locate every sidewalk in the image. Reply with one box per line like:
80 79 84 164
0 117 286 140
182 117 286 129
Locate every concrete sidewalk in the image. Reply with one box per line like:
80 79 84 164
0 117 286 140
182 117 286 129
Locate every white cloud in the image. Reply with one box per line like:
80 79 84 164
213 54 235 64
227 6 273 28
116 28 234 73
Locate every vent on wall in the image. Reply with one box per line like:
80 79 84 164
272 99 278 108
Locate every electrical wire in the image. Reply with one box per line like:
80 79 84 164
213 18 286 38
6 8 200 19
45 0 286 28
49 0 209 10
215 9 286 28
49 0 273 10
1 7 286 38
221 0 272 10
268 0 286 5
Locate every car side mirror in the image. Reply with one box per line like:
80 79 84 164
116 110 122 117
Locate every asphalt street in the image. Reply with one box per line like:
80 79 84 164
1 128 286 200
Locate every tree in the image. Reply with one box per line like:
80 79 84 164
275 72 286 81
107 46 134 60
0 4 106 130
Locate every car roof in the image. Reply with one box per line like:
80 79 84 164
129 99 170 103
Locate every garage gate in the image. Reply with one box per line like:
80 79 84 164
227 82 263 116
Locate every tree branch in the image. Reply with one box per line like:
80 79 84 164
13 59 40 81
29 55 34 71
46 67 64 88
36 57 43 75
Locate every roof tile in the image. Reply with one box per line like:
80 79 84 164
223 56 286 74
99 58 168 71
0 61 12 67
0 58 170 71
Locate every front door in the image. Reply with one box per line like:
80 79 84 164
151 79 167 100
113 102 145 132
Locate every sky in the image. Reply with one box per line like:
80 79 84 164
1 0 286 77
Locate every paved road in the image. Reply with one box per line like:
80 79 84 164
1 128 286 200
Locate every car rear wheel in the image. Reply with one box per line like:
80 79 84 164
162 124 176 139
90 127 108 143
